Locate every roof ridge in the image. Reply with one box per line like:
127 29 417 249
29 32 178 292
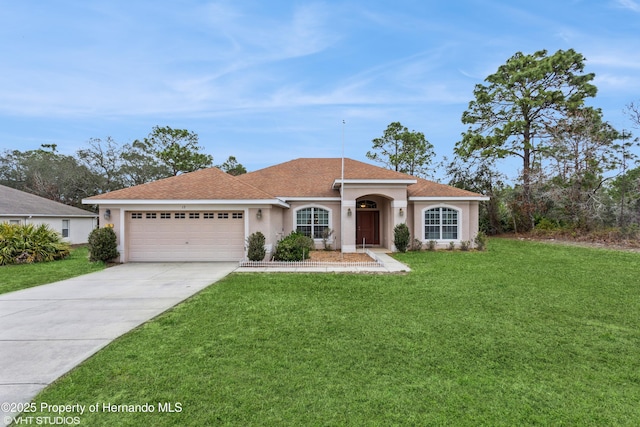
226 169 277 198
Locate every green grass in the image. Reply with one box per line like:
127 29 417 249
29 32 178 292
0 246 105 295
21 239 640 426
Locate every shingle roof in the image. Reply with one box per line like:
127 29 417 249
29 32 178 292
84 167 275 201
239 158 483 198
238 158 415 198
407 178 483 198
0 185 97 217
83 158 485 202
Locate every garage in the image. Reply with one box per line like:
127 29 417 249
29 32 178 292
126 211 245 262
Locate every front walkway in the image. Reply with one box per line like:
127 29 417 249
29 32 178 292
236 248 410 273
0 262 237 425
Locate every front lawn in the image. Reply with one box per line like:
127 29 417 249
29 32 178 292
21 239 640 426
0 246 104 295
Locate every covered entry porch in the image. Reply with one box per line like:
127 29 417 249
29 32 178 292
339 180 413 253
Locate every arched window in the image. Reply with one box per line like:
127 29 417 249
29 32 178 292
296 207 330 239
424 207 459 240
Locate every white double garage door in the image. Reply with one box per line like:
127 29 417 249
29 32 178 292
126 211 245 262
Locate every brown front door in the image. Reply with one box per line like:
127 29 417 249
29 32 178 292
356 211 379 245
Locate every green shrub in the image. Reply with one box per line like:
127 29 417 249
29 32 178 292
532 218 574 238
460 240 471 251
474 231 488 251
273 231 314 261
448 241 456 251
393 223 410 253
0 223 70 266
246 231 266 261
427 240 437 251
87 227 119 262
535 217 561 231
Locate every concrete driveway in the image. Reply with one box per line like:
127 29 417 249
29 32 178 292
0 262 237 425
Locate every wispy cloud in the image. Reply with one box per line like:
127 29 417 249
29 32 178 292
196 2 340 67
594 73 638 90
614 0 640 12
582 36 640 81
0 2 343 118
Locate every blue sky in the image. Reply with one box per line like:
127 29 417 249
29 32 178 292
1 0 639 179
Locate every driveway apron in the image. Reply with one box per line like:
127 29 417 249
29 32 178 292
0 262 236 424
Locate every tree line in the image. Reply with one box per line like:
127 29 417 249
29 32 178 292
0 126 246 209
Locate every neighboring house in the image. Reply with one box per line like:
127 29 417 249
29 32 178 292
0 184 98 244
82 158 488 263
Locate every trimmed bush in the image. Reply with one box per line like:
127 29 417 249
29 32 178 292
273 231 314 261
0 223 70 266
393 223 410 253
87 227 119 262
247 231 266 261
460 240 471 251
427 240 437 251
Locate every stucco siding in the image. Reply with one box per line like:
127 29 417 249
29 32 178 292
412 201 480 247
287 201 341 250
247 206 284 258
2 216 96 244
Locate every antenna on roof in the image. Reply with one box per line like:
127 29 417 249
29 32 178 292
341 119 345 258
341 119 345 183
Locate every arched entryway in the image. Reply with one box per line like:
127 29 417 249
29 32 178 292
341 185 409 253
355 198 381 246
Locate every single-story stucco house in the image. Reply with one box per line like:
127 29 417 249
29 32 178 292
82 158 488 262
0 184 98 244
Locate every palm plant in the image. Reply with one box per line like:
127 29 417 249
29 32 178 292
0 223 70 265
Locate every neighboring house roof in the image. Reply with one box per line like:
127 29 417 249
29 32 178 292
83 167 278 202
0 184 97 217
83 158 486 203
239 158 484 199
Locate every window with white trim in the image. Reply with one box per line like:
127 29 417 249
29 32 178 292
296 207 329 239
424 207 459 240
62 219 70 238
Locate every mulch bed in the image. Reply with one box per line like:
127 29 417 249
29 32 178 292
308 251 376 262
